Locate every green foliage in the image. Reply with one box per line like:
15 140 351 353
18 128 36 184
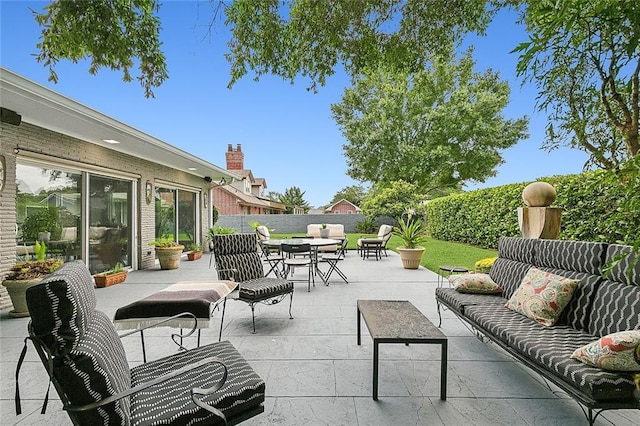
475 256 497 273
330 185 368 207
208 225 237 236
34 241 47 262
393 216 429 249
35 0 167 98
212 205 219 225
427 167 640 248
355 218 378 234
20 206 61 241
148 234 182 248
514 0 640 165
361 180 426 220
7 258 64 280
332 51 528 189
224 0 496 91
276 186 311 213
102 262 125 276
187 243 202 252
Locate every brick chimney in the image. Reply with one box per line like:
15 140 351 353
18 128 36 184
225 144 244 171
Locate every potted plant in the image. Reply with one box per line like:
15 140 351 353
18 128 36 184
94 262 128 287
186 243 203 261
149 235 184 270
393 216 428 269
320 223 330 238
2 241 63 317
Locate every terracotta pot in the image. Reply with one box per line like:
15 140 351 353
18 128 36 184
397 247 425 269
155 246 184 270
2 278 43 317
187 251 202 261
94 271 127 288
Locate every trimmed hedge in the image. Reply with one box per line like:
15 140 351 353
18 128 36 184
426 170 638 248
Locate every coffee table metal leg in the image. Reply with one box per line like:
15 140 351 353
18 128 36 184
441 340 447 400
357 307 361 345
373 340 379 400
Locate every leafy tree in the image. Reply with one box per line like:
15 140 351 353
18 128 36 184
34 0 167 98
360 180 426 220
329 185 368 207
332 51 528 190
514 0 640 168
276 186 311 214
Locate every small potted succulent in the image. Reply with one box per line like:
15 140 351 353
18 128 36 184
393 215 428 269
94 262 128 287
149 235 184 270
320 223 330 238
2 241 63 317
186 243 203 261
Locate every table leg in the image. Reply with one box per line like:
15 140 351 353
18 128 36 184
441 340 447 400
373 340 379 400
357 306 361 345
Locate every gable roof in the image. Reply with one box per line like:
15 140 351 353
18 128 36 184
325 199 361 212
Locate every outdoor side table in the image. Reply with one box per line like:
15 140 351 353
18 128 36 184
357 299 448 401
437 265 469 287
360 238 384 260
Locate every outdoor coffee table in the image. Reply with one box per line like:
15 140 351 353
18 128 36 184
357 299 448 400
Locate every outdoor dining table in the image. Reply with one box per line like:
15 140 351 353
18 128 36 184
262 238 340 284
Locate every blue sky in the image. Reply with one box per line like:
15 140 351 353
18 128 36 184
1 1 590 208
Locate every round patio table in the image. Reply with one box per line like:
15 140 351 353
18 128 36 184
263 238 340 284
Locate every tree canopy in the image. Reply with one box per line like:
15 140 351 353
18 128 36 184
332 51 528 190
514 0 640 167
360 180 426 220
269 186 311 213
31 0 639 169
329 185 368 207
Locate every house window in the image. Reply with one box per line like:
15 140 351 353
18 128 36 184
16 161 133 274
155 186 197 247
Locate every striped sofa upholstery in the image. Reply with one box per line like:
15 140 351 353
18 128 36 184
436 237 640 415
25 261 265 425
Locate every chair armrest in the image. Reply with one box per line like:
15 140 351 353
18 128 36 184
65 355 229 424
215 268 240 282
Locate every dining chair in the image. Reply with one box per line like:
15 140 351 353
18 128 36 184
211 233 294 333
281 243 315 292
321 237 349 284
255 227 285 278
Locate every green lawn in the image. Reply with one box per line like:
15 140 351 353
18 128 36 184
270 233 498 274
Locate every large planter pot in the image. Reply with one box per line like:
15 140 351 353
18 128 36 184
397 247 425 269
155 246 184 270
94 271 128 288
2 278 43 317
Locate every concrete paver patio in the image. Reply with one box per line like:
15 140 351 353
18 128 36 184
1 250 637 425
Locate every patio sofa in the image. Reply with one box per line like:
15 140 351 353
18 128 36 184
436 237 639 424
307 223 346 253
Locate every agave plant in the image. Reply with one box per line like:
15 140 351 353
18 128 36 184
393 216 428 249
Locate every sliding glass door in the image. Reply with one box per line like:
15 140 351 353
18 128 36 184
155 186 197 247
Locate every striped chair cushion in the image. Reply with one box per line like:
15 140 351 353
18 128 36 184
26 260 97 357
534 268 601 331
52 310 132 423
588 280 640 337
130 341 265 425
489 258 531 299
435 287 505 315
535 239 606 276
604 244 640 286
240 277 294 301
497 237 538 264
466 305 637 402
